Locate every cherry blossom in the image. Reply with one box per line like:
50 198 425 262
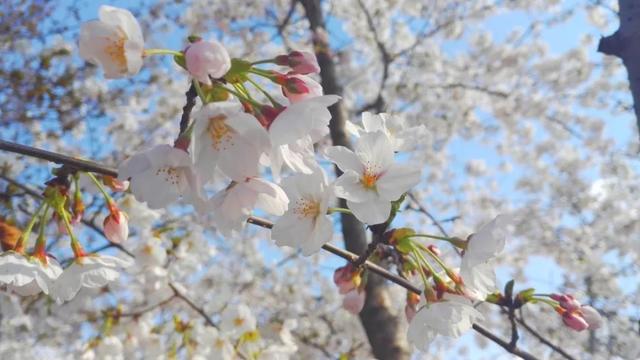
118 144 204 210
272 170 333 255
342 289 366 314
50 255 132 304
220 303 257 337
0 251 62 296
359 112 428 151
191 101 269 182
184 39 231 85
461 215 512 269
206 177 288 234
282 75 323 103
326 131 421 224
79 5 144 78
407 294 484 351
103 207 128 244
267 95 340 146
275 51 320 75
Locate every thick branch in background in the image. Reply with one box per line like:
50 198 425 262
298 0 410 358
598 0 640 143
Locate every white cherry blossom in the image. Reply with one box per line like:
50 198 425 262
461 215 512 269
326 131 421 224
220 303 257 337
359 112 428 151
79 5 144 78
50 255 132 304
268 95 340 146
272 170 333 255
0 252 62 296
407 294 484 351
191 102 269 182
118 144 204 210
207 177 288 234
184 39 231 85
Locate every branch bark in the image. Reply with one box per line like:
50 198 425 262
598 0 640 143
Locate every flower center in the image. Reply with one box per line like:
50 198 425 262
361 169 379 189
207 115 233 150
155 166 181 186
104 33 127 70
293 198 320 218
233 317 245 327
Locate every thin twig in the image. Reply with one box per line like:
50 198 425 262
178 83 198 136
517 310 577 360
169 283 217 328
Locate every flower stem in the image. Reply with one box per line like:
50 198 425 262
251 58 275 66
327 207 353 215
408 234 467 249
85 172 116 211
193 80 208 104
33 205 50 260
246 76 281 107
14 201 46 253
144 48 183 57
57 202 85 258
218 86 262 108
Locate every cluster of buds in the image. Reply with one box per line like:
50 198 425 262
333 264 366 314
551 293 602 331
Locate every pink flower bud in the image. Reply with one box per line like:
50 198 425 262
283 75 323 103
427 244 441 257
342 289 366 314
103 209 129 244
333 264 360 294
275 51 320 75
184 40 231 85
580 306 602 329
562 311 589 331
551 294 582 312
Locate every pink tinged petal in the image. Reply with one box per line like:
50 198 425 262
283 75 323 103
185 40 231 84
354 131 395 172
376 163 421 201
347 199 391 225
325 146 363 174
103 211 129 244
342 289 366 314
562 312 589 331
580 306 603 329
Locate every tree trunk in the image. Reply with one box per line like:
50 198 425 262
598 0 640 143
298 1 410 359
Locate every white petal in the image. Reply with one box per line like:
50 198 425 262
354 131 394 172
325 146 363 174
376 163 421 201
99 5 143 44
245 178 289 215
347 199 391 225
333 171 376 203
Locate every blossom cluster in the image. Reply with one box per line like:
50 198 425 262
0 4 607 357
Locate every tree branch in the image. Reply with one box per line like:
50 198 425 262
1 142 550 360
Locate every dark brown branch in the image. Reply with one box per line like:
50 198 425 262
598 0 640 143
517 311 577 360
178 83 197 136
471 323 538 360
0 140 118 177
